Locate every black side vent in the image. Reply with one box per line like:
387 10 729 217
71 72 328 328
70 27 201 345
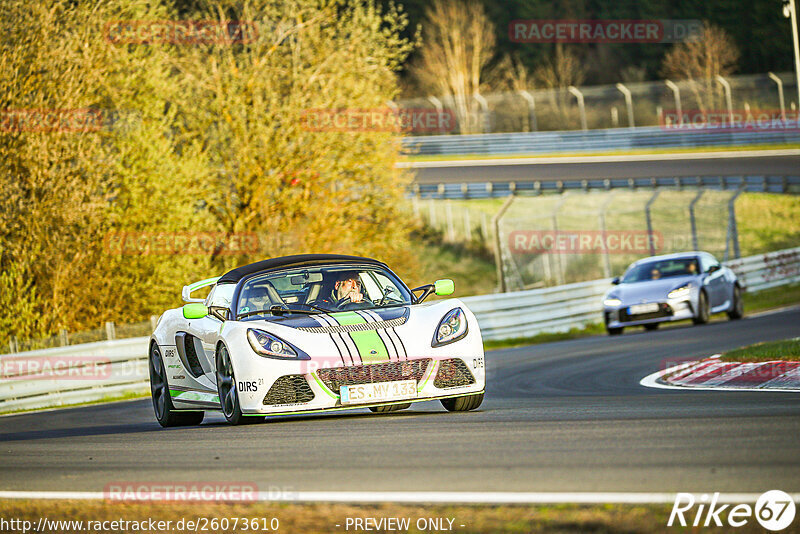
175 332 205 378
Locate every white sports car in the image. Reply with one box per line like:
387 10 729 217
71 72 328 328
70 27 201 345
148 254 485 426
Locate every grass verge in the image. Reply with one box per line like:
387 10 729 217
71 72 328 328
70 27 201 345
0 500 726 534
0 389 148 417
720 338 800 362
484 283 800 351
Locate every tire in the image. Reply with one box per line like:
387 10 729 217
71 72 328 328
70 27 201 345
727 285 744 320
693 290 710 325
149 344 204 428
644 323 659 331
216 344 263 425
369 403 411 413
441 392 483 412
606 327 623 336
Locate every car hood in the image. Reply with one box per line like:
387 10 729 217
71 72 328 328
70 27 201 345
609 275 697 302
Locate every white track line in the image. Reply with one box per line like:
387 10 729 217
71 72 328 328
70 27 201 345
398 149 800 168
2 491 797 504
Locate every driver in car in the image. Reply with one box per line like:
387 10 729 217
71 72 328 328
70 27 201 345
334 272 364 304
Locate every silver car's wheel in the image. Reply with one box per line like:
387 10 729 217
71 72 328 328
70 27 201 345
727 285 744 320
693 291 710 325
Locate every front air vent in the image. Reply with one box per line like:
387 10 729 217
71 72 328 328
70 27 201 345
263 375 315 405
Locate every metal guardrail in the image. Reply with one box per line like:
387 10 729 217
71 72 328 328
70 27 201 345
401 126 800 156
412 175 800 199
1 246 798 411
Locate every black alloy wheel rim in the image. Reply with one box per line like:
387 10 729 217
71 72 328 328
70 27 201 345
216 346 237 418
149 346 167 420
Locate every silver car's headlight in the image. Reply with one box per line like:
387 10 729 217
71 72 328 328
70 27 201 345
603 297 622 306
668 283 693 299
432 308 468 347
247 329 299 359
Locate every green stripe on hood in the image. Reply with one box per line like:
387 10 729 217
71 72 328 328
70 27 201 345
329 311 389 363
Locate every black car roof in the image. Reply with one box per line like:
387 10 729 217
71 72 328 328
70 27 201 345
217 254 388 284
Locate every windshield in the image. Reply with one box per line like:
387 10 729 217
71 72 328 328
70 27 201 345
236 264 413 318
621 257 699 283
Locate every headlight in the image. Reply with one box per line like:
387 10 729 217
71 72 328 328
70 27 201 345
432 308 468 347
247 329 299 359
603 297 622 307
668 284 692 299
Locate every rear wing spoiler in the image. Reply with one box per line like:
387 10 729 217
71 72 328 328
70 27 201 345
181 276 220 303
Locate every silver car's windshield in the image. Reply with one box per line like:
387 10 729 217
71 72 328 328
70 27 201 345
237 264 412 317
622 258 699 283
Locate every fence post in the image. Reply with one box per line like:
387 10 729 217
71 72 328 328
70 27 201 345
725 187 745 261
689 189 705 251
768 72 787 120
665 80 682 125
645 191 661 256
9 336 17 353
611 106 619 127
150 315 159 331
105 321 116 341
568 86 587 131
473 93 490 133
463 208 471 242
493 195 516 293
616 83 635 128
59 329 69 347
445 201 456 242
518 90 537 132
428 199 437 227
551 195 569 285
716 75 734 125
598 192 617 278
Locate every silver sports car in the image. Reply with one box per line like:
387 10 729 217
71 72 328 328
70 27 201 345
602 251 743 335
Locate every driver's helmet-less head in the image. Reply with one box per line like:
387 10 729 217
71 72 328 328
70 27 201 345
334 271 361 298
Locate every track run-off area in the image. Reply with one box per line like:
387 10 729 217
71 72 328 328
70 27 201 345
1 307 798 496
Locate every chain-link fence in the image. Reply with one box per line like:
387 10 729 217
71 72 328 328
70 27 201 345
415 190 757 292
397 72 799 135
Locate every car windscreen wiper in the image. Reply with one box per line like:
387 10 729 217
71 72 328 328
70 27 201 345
238 305 321 319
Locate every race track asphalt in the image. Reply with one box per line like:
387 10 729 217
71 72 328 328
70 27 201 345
411 154 800 184
1 307 798 493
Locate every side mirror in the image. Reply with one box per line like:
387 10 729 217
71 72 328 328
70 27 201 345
434 279 455 296
611 277 620 285
182 303 208 319
707 265 720 273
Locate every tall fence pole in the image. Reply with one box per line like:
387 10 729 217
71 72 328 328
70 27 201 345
598 192 617 278
716 75 734 125
518 90 538 132
725 187 745 261
493 195 516 293
665 80 683 126
616 83 635 128
768 72 787 120
568 86 587 131
645 191 661 256
474 93 490 134
551 195 569 285
689 188 705 251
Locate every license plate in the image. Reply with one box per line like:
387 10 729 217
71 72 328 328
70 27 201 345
628 303 659 315
340 380 417 405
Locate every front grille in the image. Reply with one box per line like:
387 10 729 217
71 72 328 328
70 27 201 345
262 375 315 405
434 359 475 388
317 358 430 392
619 303 673 322
297 316 406 334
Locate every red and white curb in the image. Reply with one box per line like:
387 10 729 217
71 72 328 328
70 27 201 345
640 355 800 392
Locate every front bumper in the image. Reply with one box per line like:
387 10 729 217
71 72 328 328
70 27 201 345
604 298 694 328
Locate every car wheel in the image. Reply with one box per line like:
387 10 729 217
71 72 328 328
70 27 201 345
441 392 483 412
369 403 411 413
644 323 659 331
693 290 710 325
727 285 744 320
149 344 204 428
216 344 263 425
606 327 623 336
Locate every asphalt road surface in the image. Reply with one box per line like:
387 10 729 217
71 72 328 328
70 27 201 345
1 308 798 493
410 153 800 184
